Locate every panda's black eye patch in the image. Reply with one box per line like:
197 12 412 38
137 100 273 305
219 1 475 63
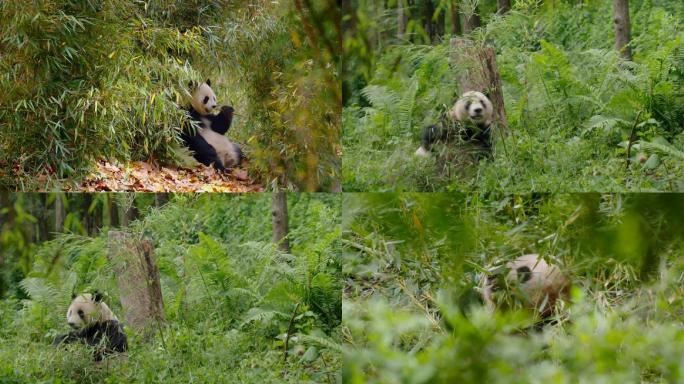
78 309 84 319
203 96 209 104
516 266 532 284
465 101 471 110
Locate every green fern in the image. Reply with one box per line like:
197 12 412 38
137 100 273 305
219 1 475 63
19 278 59 305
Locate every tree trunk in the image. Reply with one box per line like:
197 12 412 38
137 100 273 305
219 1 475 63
37 194 49 241
82 194 96 235
271 192 291 253
423 0 437 42
450 1 462 35
107 231 165 337
497 0 511 14
122 196 139 227
613 0 632 60
397 0 406 39
464 7 481 34
105 194 120 227
54 194 64 233
450 38 510 133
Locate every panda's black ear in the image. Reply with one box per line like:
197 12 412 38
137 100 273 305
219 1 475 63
71 292 76 300
93 291 103 302
206 79 211 87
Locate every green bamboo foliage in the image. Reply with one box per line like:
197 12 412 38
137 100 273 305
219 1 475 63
0 0 340 191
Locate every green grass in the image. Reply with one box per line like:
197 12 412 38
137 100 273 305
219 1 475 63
0 318 338 383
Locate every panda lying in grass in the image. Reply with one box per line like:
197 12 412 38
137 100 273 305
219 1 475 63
182 79 243 172
415 91 494 157
481 254 571 327
53 292 128 361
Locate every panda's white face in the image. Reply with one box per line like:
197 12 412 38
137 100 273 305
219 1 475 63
66 293 117 329
450 91 494 126
190 80 218 115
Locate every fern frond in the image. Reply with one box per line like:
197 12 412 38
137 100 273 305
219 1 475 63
361 85 400 112
299 334 343 353
19 278 59 304
640 141 684 160
240 307 289 328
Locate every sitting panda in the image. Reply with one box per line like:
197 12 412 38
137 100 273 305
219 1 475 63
415 91 494 157
53 292 128 361
181 79 243 172
482 254 570 321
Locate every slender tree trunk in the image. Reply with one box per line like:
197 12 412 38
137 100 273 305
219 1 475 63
397 0 406 39
424 0 436 42
271 192 291 253
450 1 462 35
54 194 64 233
613 0 632 60
434 5 445 39
82 194 96 235
497 0 511 14
105 194 120 227
464 7 481 34
342 0 355 37
37 194 49 241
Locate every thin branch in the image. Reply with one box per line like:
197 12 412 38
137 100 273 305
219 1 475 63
626 110 643 167
283 302 301 364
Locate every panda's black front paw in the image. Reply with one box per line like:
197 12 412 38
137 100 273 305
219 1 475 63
53 334 68 346
213 161 227 173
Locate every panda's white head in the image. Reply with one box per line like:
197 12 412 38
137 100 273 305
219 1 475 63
449 91 494 127
66 292 118 329
189 79 218 115
482 254 569 317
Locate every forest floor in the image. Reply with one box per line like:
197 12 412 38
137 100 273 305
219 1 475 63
77 160 263 192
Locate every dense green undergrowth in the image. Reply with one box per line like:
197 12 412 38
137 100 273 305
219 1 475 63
343 1 684 192
342 193 684 383
0 194 342 383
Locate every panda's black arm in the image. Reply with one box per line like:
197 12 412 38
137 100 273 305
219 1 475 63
52 328 86 346
420 123 447 151
210 106 234 135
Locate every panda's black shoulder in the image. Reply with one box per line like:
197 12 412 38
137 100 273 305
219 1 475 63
186 106 202 121
204 107 234 135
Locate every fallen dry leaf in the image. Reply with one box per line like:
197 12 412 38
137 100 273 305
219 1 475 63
79 159 263 192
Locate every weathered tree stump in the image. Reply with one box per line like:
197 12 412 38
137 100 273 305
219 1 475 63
450 38 509 135
107 231 165 337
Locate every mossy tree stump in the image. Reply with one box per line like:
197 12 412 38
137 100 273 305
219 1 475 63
107 231 165 338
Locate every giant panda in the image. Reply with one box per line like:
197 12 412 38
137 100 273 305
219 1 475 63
181 79 243 172
415 91 494 157
53 292 128 361
482 254 570 321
